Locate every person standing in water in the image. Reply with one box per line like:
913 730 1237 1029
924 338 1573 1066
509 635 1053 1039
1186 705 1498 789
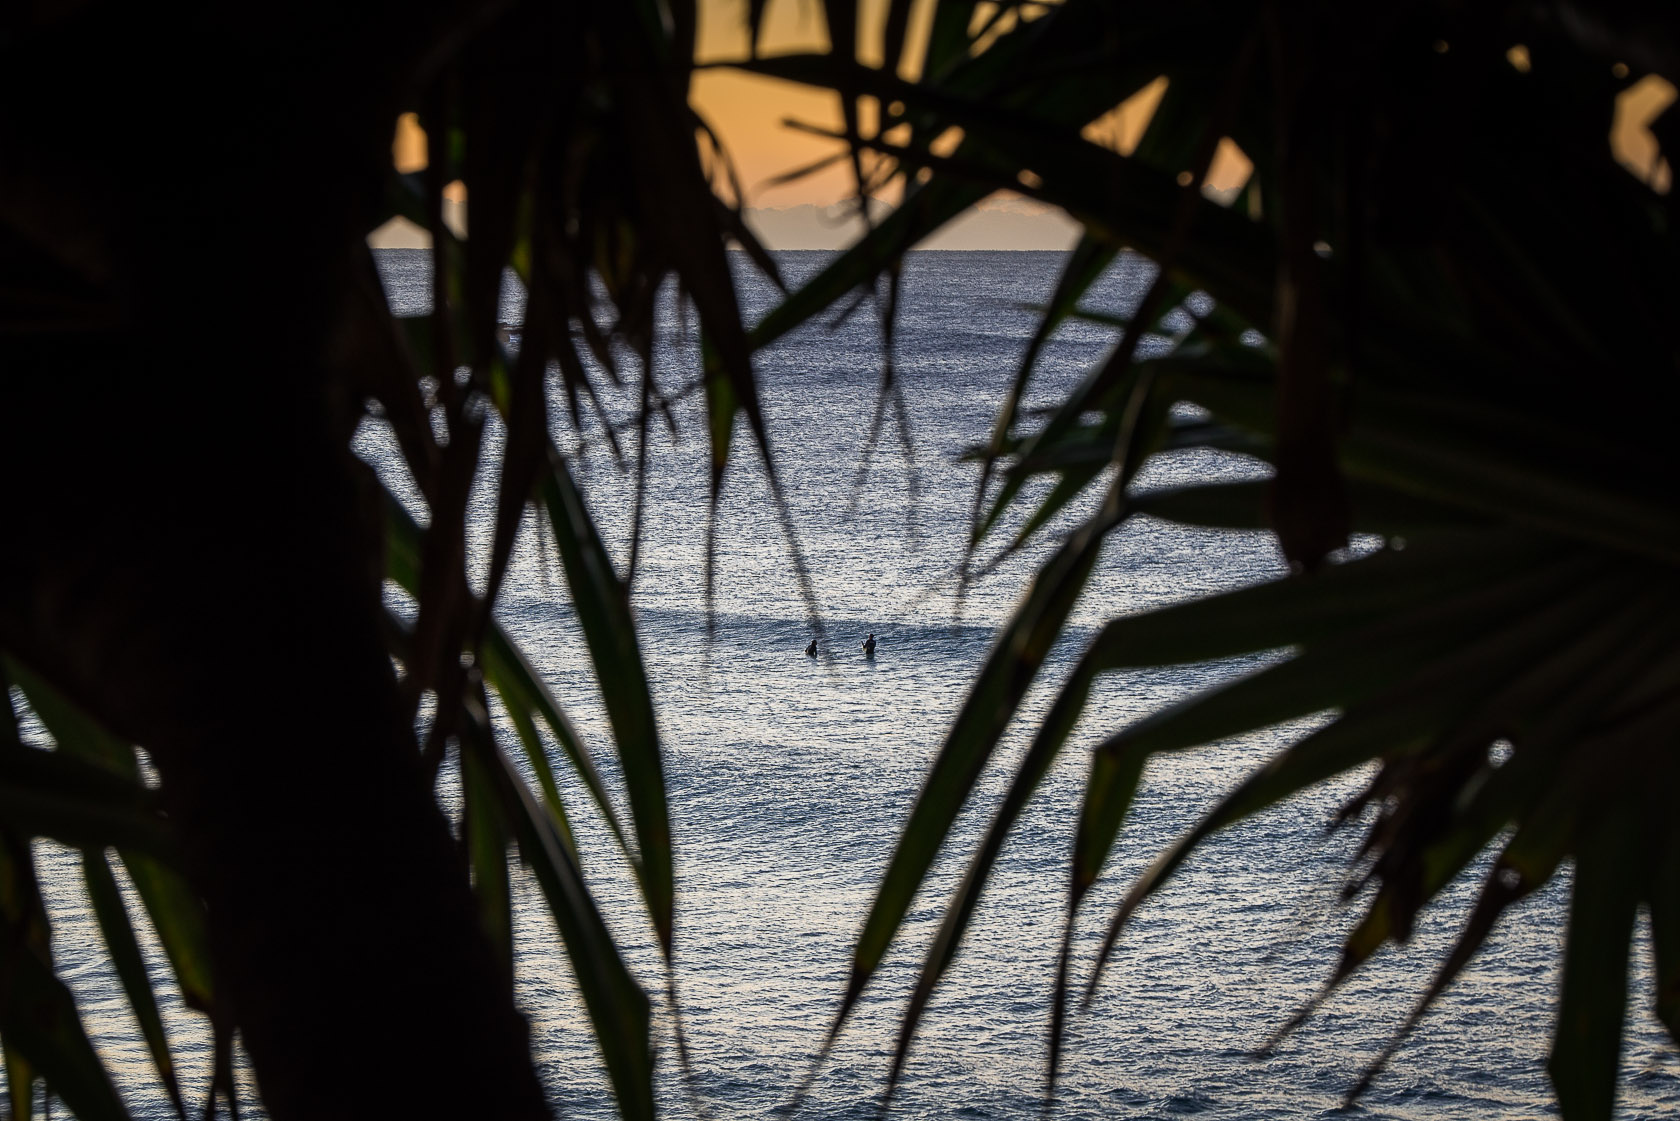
862 633 877 658
805 638 817 657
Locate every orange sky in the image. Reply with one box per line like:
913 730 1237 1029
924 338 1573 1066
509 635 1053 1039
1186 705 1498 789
689 0 1204 209
390 0 924 209
381 1 1673 245
693 1 1673 208
693 0 917 208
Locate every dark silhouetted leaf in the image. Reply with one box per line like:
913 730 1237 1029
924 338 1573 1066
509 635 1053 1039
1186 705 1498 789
1549 817 1640 1121
540 449 673 953
0 838 132 1121
0 747 173 857
464 713 654 1121
82 848 184 1118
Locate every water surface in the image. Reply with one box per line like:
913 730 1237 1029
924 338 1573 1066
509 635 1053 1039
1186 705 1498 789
17 250 1676 1120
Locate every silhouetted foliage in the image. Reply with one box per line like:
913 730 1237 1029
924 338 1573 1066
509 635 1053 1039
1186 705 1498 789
747 5 1678 1120
1 2 1675 1121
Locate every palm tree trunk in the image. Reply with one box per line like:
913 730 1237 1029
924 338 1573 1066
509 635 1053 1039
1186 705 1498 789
1 4 551 1117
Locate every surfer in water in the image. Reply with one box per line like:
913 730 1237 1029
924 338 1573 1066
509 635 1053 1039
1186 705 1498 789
805 638 817 657
862 633 877 658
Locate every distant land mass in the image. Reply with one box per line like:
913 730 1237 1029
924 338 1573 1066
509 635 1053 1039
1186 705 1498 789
367 193 1080 251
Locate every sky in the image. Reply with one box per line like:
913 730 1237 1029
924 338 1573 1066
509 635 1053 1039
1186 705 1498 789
371 0 1675 251
374 0 1178 250
687 0 1180 248
691 0 930 211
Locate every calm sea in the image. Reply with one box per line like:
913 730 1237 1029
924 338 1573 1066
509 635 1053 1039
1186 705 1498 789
16 251 1676 1120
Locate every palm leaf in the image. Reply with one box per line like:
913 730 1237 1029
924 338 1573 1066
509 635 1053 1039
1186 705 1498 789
461 707 655 1121
538 449 674 955
0 835 132 1121
385 495 632 865
82 848 185 1117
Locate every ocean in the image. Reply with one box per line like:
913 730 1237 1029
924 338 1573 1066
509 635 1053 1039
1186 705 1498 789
15 250 1676 1119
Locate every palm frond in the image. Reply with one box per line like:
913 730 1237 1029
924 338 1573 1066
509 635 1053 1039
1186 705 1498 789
740 3 1679 1117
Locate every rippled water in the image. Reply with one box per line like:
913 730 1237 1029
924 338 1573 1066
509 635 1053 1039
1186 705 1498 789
16 251 1677 1120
